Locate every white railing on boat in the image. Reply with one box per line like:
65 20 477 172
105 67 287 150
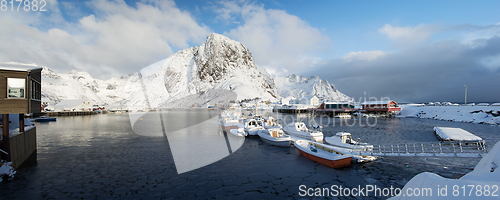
352 141 488 158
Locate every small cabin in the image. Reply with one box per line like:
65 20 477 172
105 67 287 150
361 100 401 112
0 63 41 168
0 64 42 114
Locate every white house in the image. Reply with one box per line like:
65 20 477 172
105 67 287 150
300 96 319 106
281 97 294 105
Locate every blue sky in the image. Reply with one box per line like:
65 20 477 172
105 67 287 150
1 0 499 102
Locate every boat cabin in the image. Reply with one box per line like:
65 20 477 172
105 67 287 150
288 122 308 132
245 119 261 127
264 117 278 126
267 128 282 137
336 132 354 144
361 100 401 112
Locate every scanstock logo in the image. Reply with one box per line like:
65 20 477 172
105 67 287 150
125 66 244 174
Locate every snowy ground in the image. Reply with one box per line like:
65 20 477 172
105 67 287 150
400 105 500 125
390 140 500 199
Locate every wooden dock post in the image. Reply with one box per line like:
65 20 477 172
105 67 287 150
2 114 11 161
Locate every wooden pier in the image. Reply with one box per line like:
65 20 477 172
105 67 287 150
45 111 99 116
275 107 310 113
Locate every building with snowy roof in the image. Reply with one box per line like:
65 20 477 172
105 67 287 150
0 63 41 169
300 95 319 107
361 100 401 113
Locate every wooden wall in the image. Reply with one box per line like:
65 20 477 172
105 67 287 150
0 70 28 114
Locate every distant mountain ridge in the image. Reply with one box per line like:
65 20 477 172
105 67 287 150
41 33 352 108
274 74 352 102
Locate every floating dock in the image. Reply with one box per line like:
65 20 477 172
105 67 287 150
433 127 483 142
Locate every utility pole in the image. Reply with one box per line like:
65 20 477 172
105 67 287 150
464 85 467 105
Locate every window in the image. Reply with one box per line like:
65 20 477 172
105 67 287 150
7 78 26 99
31 79 41 100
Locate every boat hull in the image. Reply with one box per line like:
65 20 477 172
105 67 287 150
229 128 246 137
258 132 291 147
220 124 239 133
296 148 352 168
35 117 57 122
294 140 352 169
246 127 265 136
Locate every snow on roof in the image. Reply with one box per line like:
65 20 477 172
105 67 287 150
492 103 500 106
0 62 42 72
361 100 394 105
53 99 86 109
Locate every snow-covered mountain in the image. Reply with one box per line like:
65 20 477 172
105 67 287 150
42 67 139 106
126 33 280 109
41 33 352 109
274 74 352 102
42 33 281 108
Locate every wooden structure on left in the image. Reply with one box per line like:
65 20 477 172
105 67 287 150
0 63 42 169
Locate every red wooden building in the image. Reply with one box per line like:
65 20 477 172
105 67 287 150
361 100 401 113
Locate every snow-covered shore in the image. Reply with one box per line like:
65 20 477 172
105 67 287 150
390 140 500 199
400 104 500 125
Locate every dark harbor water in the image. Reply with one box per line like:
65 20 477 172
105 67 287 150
1 110 499 199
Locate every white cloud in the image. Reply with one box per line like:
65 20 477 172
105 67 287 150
0 0 211 79
379 24 443 44
217 2 329 76
211 0 244 24
341 51 387 62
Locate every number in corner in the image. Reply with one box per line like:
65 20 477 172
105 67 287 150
0 0 47 11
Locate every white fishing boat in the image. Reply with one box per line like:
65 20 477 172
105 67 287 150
324 132 373 151
335 113 352 118
218 110 241 133
283 122 323 142
263 117 282 129
258 128 292 147
294 140 352 169
243 119 265 136
229 128 246 137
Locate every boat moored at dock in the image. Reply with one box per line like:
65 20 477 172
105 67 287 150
283 122 323 142
262 117 282 129
243 119 265 136
294 140 352 169
257 128 292 147
325 132 373 151
35 116 57 122
218 110 241 133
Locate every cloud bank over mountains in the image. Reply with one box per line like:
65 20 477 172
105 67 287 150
1 0 499 103
308 23 500 103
